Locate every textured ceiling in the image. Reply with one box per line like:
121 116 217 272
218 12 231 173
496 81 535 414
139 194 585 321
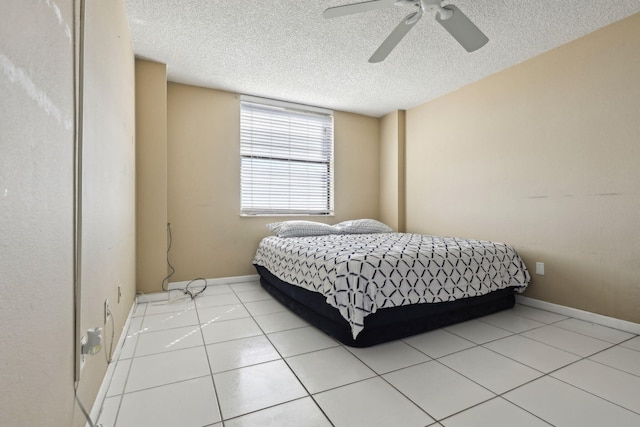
124 0 640 117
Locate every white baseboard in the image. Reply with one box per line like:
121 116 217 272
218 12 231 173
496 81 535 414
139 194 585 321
168 274 260 290
134 274 261 303
87 300 136 427
516 295 640 335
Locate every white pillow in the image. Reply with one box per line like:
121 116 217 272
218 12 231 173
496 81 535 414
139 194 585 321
334 219 393 234
266 221 338 238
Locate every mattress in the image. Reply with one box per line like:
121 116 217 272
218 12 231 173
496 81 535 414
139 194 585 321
253 232 530 339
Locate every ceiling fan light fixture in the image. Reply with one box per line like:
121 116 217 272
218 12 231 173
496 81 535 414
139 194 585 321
420 0 442 12
437 6 453 20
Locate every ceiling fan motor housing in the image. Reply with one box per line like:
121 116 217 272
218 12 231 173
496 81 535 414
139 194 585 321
420 0 453 19
421 0 442 11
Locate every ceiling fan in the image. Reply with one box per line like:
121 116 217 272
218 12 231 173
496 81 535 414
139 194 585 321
323 0 489 63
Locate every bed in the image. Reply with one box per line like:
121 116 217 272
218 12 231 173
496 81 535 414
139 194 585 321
253 220 530 347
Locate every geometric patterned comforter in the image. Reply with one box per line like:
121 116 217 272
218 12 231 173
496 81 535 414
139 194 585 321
253 233 530 339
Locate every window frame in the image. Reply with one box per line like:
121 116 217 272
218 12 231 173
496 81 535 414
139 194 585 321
239 95 335 217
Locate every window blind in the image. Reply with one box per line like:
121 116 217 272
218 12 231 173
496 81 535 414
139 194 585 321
240 97 334 216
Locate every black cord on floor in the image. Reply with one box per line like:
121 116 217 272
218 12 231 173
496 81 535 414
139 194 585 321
161 223 207 299
184 277 208 299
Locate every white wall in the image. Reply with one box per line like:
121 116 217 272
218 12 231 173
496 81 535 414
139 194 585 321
0 1 136 425
0 0 76 425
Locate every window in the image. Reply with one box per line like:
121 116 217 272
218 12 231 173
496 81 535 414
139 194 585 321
240 96 334 216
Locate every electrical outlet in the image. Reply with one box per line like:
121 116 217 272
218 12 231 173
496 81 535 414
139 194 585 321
535 262 545 275
104 299 111 324
80 335 87 371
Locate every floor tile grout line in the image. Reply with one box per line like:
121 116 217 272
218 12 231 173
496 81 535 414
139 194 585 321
515 329 617 358
96 391 123 426
615 335 640 349
547 369 640 417
373 358 461 423
581 346 640 379
102 291 640 426
102 309 147 426
314 335 441 424
230 280 436 426
268 299 629 423
307 394 337 427
342 346 434 376
475 309 553 333
473 336 640 424
116 284 341 424
194 285 237 425
225 280 339 425
510 304 570 323
140 310 311 348
293 357 379 395
458 364 563 425
433 328 625 396
229 282 399 424
477 338 579 376
130 287 248 422
549 322 638 344
219 396 334 427
441 328 517 347
383 323 640 424
98 299 192 425
204 323 313 347
383 324 629 424
475 319 545 335
120 330 205 360
116 373 214 398
399 333 475 360
345 334 500 424
225 282 334 426
436 395 554 427
440 314 545 345
216 282 322 422
96 394 123 427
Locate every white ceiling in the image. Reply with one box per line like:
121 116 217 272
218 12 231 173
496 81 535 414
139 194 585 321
124 0 640 117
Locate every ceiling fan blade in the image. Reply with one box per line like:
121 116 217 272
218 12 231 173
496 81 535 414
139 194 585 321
369 9 422 63
323 0 397 19
435 5 488 52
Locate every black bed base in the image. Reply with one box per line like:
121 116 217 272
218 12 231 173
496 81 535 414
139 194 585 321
255 265 515 347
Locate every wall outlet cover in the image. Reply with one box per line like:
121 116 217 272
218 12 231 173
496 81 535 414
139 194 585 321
104 299 111 324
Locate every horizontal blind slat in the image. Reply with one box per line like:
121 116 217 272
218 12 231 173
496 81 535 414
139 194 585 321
240 99 334 215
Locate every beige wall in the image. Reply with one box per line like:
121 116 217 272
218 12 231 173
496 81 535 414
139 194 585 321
405 14 640 322
76 0 136 421
379 110 406 231
165 83 380 283
136 60 169 294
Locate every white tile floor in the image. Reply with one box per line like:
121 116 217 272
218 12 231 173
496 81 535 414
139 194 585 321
97 279 640 427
